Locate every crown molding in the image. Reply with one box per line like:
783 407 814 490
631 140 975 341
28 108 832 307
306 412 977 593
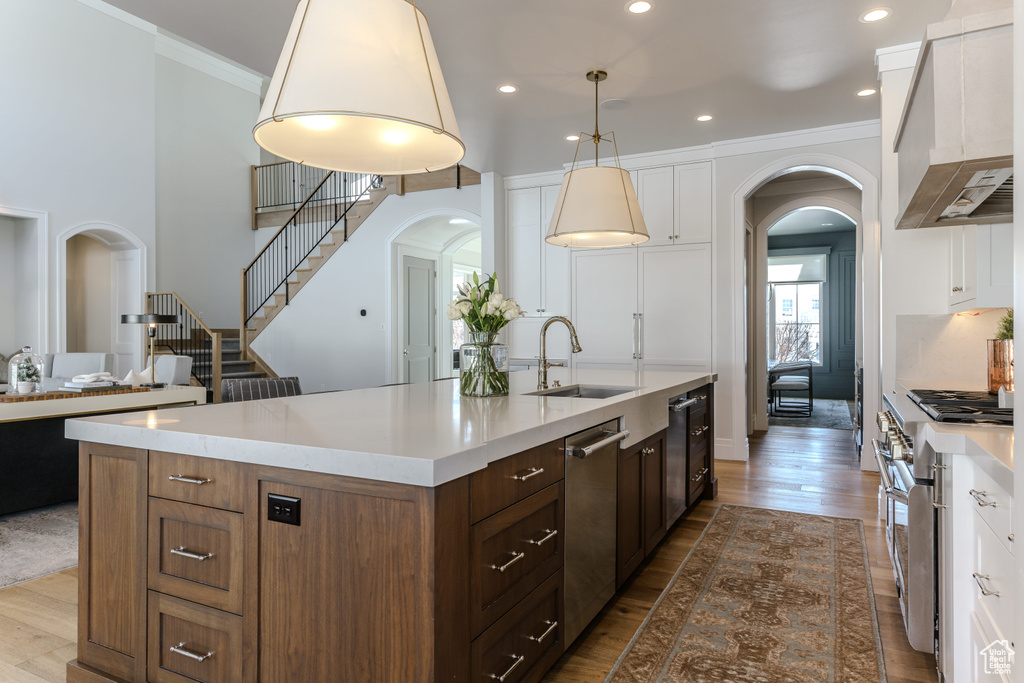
155 32 265 95
74 0 156 34
875 42 922 73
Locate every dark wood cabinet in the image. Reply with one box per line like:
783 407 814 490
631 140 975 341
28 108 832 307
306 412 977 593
616 431 667 588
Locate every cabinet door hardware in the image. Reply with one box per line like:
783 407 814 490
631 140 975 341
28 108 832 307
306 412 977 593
168 474 211 486
671 397 698 412
491 551 526 573
972 573 1000 597
490 654 525 681
690 425 709 437
528 529 558 547
969 489 998 507
170 546 214 562
512 467 544 482
169 642 214 662
528 620 558 643
952 286 964 292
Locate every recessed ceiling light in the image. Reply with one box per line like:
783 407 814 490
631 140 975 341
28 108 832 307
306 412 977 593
601 98 630 110
626 0 653 14
696 114 713 122
857 88 877 97
497 84 518 94
859 7 891 22
566 134 581 141
822 223 834 226
449 218 471 225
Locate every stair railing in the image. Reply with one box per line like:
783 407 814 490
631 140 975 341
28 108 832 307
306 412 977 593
241 171 380 331
251 161 332 213
146 292 223 402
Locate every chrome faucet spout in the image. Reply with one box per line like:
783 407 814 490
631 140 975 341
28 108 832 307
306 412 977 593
538 316 582 391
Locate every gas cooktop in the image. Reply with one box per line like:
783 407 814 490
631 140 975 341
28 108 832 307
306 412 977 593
907 388 1012 425
907 389 998 406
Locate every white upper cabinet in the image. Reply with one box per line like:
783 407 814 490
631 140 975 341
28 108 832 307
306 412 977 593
674 161 713 243
948 224 1012 312
507 188 542 314
541 185 571 317
507 185 571 318
636 167 675 246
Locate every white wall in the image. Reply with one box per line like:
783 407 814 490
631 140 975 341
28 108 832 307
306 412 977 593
250 186 483 391
0 218 19 354
0 0 262 352
66 234 113 353
155 52 262 328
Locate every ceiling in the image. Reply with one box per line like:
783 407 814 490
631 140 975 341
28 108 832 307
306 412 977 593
768 207 857 236
103 0 951 176
394 215 481 251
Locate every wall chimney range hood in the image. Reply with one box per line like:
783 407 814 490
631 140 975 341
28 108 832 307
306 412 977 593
893 0 1013 230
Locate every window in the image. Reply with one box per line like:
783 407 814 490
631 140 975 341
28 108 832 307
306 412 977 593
767 253 826 365
451 267 478 355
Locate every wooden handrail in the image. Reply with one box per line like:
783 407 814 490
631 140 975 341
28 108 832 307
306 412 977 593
147 292 217 338
146 292 224 403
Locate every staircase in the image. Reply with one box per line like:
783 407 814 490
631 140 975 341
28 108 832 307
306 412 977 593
241 162 482 362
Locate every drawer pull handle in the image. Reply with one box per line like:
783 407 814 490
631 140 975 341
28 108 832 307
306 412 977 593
529 620 558 644
491 551 525 573
169 642 213 662
969 489 998 507
692 467 709 483
670 397 698 413
528 529 558 547
168 474 211 486
170 546 214 562
513 467 544 482
972 573 1000 597
490 654 525 681
690 425 708 437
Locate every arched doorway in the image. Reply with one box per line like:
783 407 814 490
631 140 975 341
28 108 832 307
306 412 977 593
57 223 147 377
733 157 880 470
386 212 482 383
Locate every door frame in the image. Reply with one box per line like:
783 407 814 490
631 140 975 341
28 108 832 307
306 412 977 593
56 222 147 372
0 205 48 354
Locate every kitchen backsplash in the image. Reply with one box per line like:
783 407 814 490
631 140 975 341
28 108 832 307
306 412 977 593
895 310 1008 390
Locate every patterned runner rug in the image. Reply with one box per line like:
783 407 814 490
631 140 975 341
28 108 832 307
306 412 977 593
606 505 886 682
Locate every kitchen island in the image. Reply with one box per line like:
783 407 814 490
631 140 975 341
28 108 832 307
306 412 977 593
65 368 715 683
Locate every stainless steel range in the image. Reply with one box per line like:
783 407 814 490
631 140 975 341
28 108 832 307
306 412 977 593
878 387 1014 677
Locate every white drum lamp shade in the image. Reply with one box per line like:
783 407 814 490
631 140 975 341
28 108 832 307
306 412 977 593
253 0 465 175
546 166 649 248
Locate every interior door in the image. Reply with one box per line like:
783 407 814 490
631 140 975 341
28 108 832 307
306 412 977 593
572 248 638 371
111 249 141 377
402 255 435 383
639 244 712 372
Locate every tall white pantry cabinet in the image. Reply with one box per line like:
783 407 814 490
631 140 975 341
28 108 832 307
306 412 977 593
505 161 713 370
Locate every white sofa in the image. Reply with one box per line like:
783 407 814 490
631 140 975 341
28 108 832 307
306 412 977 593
154 355 193 386
42 353 115 391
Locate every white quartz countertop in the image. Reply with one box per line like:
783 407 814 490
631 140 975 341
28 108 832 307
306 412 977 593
66 369 716 487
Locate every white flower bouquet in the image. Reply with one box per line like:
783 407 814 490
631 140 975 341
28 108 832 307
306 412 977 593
448 272 523 396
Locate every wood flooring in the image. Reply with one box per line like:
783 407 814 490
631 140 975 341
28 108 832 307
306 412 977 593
0 426 937 683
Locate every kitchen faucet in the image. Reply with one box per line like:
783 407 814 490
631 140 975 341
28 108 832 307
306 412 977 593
538 316 582 390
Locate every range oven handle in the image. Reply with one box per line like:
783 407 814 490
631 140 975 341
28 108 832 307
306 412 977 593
872 439 910 506
566 429 630 459
670 397 699 413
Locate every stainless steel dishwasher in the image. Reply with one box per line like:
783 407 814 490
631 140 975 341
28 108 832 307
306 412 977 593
563 419 628 646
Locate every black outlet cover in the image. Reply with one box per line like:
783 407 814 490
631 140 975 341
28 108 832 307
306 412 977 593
268 493 301 526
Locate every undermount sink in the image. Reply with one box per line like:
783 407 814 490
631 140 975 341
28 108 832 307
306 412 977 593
525 384 640 399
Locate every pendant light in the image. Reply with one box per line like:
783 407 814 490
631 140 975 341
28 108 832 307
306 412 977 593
546 70 649 248
253 0 465 175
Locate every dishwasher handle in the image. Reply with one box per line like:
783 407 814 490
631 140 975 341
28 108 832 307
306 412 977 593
566 429 629 459
670 397 699 413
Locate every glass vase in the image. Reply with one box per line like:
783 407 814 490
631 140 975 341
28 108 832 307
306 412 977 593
459 331 510 397
8 346 44 394
987 339 1014 394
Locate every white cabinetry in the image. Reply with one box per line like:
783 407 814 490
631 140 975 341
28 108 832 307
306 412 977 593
636 167 675 246
938 451 1014 682
674 161 713 243
948 224 1013 312
506 186 571 318
571 243 712 372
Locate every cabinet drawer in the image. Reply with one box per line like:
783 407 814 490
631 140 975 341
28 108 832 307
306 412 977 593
970 611 1012 682
972 512 1015 645
472 569 564 683
967 464 1014 555
148 592 242 683
150 451 247 512
470 439 563 523
148 499 244 614
471 483 564 637
688 407 709 450
688 446 709 500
